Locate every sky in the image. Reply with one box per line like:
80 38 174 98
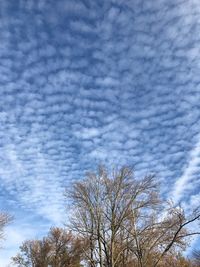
0 0 200 265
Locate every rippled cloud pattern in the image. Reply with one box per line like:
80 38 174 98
0 0 200 265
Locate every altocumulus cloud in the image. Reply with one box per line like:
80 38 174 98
0 0 200 265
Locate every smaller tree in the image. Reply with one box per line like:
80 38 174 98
12 227 83 267
12 239 51 267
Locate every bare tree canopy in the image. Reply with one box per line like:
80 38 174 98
12 165 200 267
12 227 83 267
66 165 200 267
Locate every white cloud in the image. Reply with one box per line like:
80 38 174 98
171 134 200 204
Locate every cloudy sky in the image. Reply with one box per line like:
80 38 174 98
0 0 200 265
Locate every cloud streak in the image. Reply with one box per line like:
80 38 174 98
171 134 200 204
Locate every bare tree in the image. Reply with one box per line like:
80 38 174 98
67 165 200 267
67 166 157 267
12 239 51 267
12 227 83 267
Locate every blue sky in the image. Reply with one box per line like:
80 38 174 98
0 0 200 265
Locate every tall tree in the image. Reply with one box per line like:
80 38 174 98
67 165 200 267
